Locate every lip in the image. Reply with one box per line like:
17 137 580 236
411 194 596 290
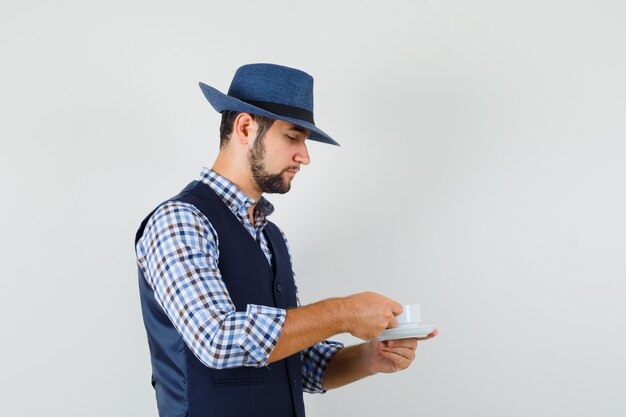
286 169 298 175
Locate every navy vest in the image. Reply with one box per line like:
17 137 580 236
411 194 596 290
135 180 305 417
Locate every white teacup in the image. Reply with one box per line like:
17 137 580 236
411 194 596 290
396 304 421 325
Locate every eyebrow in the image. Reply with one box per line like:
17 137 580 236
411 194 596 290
287 125 309 134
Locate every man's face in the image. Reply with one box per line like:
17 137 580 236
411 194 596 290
248 119 311 194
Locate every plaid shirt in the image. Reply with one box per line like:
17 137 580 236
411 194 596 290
136 168 343 393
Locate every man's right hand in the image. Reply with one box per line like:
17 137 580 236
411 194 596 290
340 292 404 340
268 291 404 363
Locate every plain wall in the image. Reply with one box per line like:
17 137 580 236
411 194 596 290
1 1 625 416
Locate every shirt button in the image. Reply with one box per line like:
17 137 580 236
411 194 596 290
276 283 282 292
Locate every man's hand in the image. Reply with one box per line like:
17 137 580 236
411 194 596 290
268 291 416 364
321 329 438 390
361 329 439 374
342 292 404 340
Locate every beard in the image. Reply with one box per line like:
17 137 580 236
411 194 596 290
248 134 295 194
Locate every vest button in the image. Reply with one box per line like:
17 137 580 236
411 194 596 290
292 378 297 387
276 283 282 292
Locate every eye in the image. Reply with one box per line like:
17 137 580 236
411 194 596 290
286 134 297 141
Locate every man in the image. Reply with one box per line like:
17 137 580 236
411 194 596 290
135 63 437 417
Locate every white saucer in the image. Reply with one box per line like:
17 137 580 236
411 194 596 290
377 323 437 341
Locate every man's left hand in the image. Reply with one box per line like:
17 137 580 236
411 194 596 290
361 329 438 374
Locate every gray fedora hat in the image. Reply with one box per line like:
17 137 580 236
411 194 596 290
199 63 340 146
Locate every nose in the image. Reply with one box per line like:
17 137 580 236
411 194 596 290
294 140 310 166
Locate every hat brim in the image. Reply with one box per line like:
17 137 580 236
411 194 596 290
199 82 340 146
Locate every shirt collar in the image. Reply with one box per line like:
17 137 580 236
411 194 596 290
199 167 275 217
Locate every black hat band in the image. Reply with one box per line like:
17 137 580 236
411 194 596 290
242 99 315 125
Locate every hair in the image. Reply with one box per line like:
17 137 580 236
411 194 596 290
219 110 275 149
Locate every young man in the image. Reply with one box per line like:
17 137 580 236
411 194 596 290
135 63 437 417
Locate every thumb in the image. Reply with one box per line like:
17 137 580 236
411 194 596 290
391 301 404 316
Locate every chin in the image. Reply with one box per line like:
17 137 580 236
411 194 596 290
280 182 292 194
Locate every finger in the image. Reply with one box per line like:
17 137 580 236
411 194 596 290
379 349 412 370
381 348 412 361
382 346 416 361
387 315 398 329
390 301 404 316
386 339 418 349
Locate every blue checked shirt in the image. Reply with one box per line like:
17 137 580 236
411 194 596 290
136 168 343 393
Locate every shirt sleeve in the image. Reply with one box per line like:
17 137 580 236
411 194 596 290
300 340 344 393
278 227 345 393
135 201 286 369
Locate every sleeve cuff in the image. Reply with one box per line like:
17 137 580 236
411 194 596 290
301 340 344 394
237 304 287 367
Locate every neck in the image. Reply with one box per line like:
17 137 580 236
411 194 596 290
211 153 262 202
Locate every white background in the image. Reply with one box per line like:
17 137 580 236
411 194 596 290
1 1 625 416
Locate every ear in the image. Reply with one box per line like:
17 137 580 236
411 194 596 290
232 112 256 145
